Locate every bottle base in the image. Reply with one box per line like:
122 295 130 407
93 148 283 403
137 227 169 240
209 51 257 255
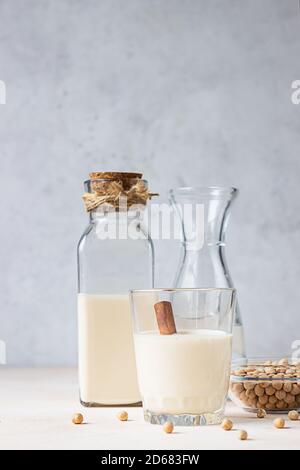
143 407 224 426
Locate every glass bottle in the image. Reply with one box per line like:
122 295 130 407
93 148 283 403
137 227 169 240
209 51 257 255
169 186 245 359
77 172 154 406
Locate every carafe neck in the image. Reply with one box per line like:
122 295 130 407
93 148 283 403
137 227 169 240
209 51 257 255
170 186 238 249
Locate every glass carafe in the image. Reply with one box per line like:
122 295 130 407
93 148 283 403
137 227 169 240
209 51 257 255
169 186 245 359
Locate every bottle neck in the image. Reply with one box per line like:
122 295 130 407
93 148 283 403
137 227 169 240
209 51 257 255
89 208 145 223
89 208 148 241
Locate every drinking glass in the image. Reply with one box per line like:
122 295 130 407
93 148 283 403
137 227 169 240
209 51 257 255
130 288 236 425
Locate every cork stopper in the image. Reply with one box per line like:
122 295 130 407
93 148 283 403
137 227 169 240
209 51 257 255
90 172 143 180
82 171 158 212
89 172 143 193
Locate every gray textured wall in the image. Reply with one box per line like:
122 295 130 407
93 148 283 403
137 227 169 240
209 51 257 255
0 0 300 365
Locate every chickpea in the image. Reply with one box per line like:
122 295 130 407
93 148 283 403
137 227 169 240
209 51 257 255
265 367 275 375
238 430 248 440
264 360 272 366
273 381 283 391
244 382 255 391
268 395 277 405
260 382 269 389
254 384 265 397
247 397 256 407
278 358 289 366
283 382 292 393
258 394 268 405
273 418 285 428
291 384 300 396
275 390 286 400
285 393 296 404
257 408 266 418
163 421 174 434
245 389 255 399
233 382 244 393
265 385 276 396
221 418 233 431
72 413 84 425
117 411 128 421
288 410 299 421
266 402 275 410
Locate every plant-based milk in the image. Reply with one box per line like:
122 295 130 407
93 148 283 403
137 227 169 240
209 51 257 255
78 294 140 405
134 329 232 414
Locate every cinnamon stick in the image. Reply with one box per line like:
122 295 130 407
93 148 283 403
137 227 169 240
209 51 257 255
154 301 177 335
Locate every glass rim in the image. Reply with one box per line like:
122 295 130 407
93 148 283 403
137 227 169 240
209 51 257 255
169 186 238 196
231 376 300 383
84 177 148 187
231 356 300 381
232 355 299 364
130 287 236 294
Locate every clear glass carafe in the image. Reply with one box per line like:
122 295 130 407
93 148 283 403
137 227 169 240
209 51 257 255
170 186 245 359
77 173 154 407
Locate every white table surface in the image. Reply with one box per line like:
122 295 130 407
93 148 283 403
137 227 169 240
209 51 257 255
0 368 299 450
